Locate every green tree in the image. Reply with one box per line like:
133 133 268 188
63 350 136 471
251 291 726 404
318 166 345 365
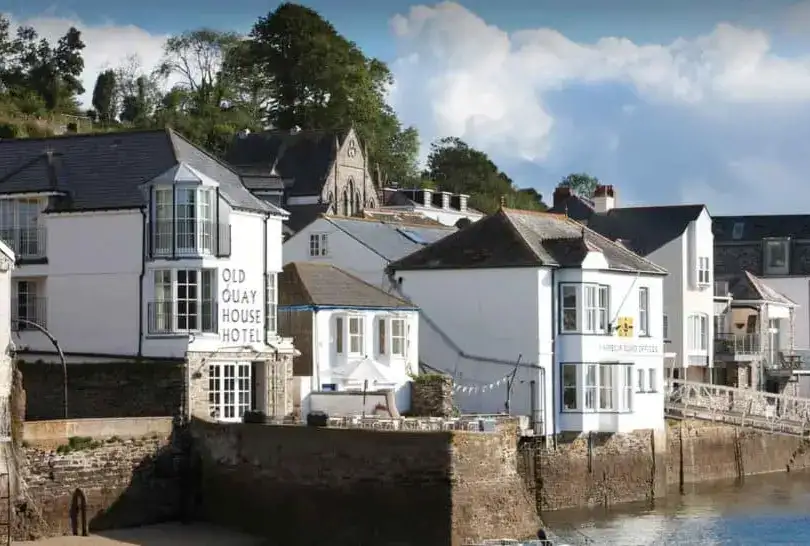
424 137 546 214
91 69 117 123
560 172 600 197
120 76 150 124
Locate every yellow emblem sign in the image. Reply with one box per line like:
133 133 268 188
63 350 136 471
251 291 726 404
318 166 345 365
616 317 634 337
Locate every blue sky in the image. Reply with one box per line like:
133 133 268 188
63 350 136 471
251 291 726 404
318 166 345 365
6 0 810 214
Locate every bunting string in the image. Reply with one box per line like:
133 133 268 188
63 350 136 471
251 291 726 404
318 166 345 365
452 373 512 395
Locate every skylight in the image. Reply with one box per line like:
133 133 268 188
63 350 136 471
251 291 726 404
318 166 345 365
398 228 427 244
732 222 744 240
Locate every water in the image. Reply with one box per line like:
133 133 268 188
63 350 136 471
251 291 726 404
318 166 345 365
543 471 810 545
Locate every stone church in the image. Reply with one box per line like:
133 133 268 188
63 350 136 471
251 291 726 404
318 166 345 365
226 127 378 234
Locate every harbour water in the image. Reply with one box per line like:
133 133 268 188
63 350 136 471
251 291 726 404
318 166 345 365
544 471 810 545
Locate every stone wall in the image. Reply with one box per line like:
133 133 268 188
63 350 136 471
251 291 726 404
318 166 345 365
19 361 184 420
16 432 182 540
410 374 454 417
190 418 538 546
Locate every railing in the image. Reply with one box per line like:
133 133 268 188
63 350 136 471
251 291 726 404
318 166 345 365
146 220 231 258
714 280 730 297
0 226 46 260
715 333 760 356
665 379 810 436
11 297 47 331
147 300 217 335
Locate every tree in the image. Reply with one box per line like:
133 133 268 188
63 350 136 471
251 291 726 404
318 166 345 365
560 172 600 197
114 55 160 122
91 69 116 123
120 76 150 124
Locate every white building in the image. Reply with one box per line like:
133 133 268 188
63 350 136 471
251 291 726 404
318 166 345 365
387 207 668 435
0 129 296 422
0 241 14 434
278 262 419 417
379 187 485 228
282 215 455 289
551 184 715 383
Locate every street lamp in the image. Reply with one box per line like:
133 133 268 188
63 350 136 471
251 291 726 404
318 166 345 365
14 319 68 420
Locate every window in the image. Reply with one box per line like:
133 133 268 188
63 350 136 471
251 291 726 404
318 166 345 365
309 233 329 257
648 368 657 392
377 319 386 355
584 365 597 410
663 314 669 341
348 317 364 354
152 186 216 256
13 280 43 330
732 222 744 240
598 285 610 332
584 285 598 333
562 364 577 410
622 366 633 411
638 287 649 336
149 269 216 334
208 362 251 422
561 285 578 332
763 239 789 275
266 273 277 334
391 318 406 356
335 317 344 353
0 198 45 259
599 364 614 410
697 257 710 285
637 368 645 392
687 313 709 352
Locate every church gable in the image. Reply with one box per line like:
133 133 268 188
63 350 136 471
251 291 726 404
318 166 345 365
322 127 377 216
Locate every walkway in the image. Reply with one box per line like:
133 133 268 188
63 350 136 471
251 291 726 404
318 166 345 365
665 380 810 437
13 523 264 546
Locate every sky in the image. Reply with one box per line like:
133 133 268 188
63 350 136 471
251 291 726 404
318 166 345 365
5 0 810 215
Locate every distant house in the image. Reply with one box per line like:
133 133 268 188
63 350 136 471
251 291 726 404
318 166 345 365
282 215 456 289
278 262 419 417
387 207 669 435
550 184 716 384
379 187 484 227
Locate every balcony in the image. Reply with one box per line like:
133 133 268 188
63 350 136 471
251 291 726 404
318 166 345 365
146 220 231 259
147 300 217 335
11 297 47 331
715 333 760 362
0 226 47 262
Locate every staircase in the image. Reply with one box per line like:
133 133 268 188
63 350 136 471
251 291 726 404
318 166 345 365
665 380 810 437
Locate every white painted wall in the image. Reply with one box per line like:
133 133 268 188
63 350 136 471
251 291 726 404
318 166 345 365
761 276 810 350
282 217 389 288
0 247 14 402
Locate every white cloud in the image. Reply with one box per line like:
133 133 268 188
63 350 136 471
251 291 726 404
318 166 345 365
5 12 170 107
389 2 810 163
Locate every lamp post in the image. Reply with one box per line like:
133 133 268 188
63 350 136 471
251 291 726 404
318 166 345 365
15 319 68 419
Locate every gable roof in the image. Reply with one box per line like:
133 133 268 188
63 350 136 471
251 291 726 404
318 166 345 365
226 129 346 197
279 262 416 309
0 128 275 214
720 271 796 306
387 208 667 275
319 215 456 262
713 215 810 242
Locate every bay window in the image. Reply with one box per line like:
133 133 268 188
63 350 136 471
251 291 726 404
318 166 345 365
335 315 366 356
150 186 221 257
391 318 406 356
375 316 408 358
561 285 578 333
561 363 634 413
622 366 633 411
562 364 578 410
348 317 364 354
208 361 252 422
149 268 216 334
584 365 597 410
599 364 614 410
559 283 610 334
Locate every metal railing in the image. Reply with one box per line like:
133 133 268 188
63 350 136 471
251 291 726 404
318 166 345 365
715 332 760 355
11 297 47 331
665 379 810 436
0 226 46 260
147 300 217 335
146 219 231 258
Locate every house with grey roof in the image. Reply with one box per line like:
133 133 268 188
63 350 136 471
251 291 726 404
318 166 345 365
550 184 717 385
0 128 296 423
281 214 456 289
278 261 419 418
386 207 670 436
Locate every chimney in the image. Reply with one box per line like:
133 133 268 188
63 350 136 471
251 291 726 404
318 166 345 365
553 185 571 209
441 191 451 210
458 193 469 212
422 188 433 207
592 185 616 213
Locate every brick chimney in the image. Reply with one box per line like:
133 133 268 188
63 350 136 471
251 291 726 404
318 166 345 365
592 185 616 213
422 188 433 207
440 191 452 210
553 185 571 209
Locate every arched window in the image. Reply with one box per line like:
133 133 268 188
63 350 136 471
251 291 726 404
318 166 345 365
342 190 350 216
354 192 362 214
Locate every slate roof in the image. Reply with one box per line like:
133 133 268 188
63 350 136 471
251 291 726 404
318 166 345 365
225 130 345 196
713 215 810 242
321 216 456 262
0 128 276 214
387 208 667 275
361 209 445 227
285 203 331 233
550 198 706 256
719 271 796 306
279 262 416 309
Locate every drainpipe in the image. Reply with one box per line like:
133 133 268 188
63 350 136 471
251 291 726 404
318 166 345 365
550 268 557 446
263 214 269 345
137 206 146 358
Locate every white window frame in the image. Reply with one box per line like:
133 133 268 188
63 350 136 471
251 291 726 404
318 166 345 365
584 364 597 411
309 233 329 257
391 318 406 357
622 365 633 412
598 364 614 411
151 268 216 334
266 273 277 334
663 314 669 341
335 316 344 354
208 361 252 422
562 363 629 413
561 285 578 333
377 318 387 355
637 368 646 393
687 313 709 353
152 186 216 257
648 368 657 392
562 363 578 411
0 198 45 258
763 238 789 276
584 285 598 333
348 316 364 355
13 279 44 329
697 256 710 285
598 285 610 332
561 283 609 334
638 287 649 336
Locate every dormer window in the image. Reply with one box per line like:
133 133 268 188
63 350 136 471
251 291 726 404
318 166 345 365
763 238 789 276
731 222 744 240
150 186 227 258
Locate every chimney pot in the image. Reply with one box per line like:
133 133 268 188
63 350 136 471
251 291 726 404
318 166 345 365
592 184 617 213
459 194 469 212
422 188 433 207
553 185 572 209
441 191 451 210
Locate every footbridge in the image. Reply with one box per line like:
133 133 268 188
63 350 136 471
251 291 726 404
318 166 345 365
665 380 810 437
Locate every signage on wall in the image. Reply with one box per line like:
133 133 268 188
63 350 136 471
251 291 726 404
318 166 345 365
220 268 263 344
615 316 634 337
599 343 659 354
